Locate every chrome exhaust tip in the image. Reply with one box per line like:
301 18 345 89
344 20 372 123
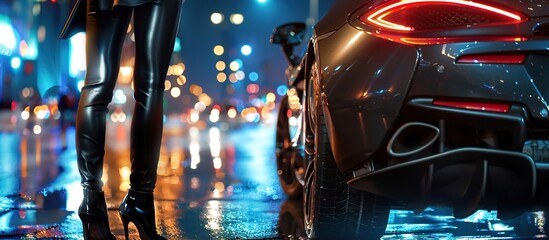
387 122 440 157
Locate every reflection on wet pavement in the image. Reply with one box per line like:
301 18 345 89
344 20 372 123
0 121 547 239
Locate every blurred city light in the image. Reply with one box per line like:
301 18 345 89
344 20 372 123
77 80 85 92
10 57 21 69
174 37 181 52
249 72 259 82
229 60 241 71
189 127 200 169
32 4 41 16
177 75 187 85
246 84 259 94
171 87 181 98
215 61 226 71
213 45 224 56
217 72 227 83
114 89 127 104
229 73 237 83
210 13 224 24
69 33 86 78
173 64 184 75
241 45 252 56
110 111 127 123
190 109 200 123
198 93 213 106
37 26 46 42
227 108 237 119
120 66 132 77
235 70 245 81
33 125 42 135
190 84 203 96
0 15 16 56
22 87 33 98
277 85 288 96
19 39 38 60
209 109 220 123
230 14 244 25
21 108 30 120
266 92 276 102
194 101 207 112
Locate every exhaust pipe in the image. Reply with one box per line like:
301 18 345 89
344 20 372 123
387 122 440 157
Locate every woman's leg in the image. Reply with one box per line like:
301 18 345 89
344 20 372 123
76 1 132 190
77 3 132 239
129 0 182 192
118 2 181 239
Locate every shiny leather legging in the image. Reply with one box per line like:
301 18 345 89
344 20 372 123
77 0 181 192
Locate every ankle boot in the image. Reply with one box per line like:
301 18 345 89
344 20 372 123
119 189 166 240
78 188 115 240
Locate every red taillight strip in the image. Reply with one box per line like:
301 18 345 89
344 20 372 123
399 37 526 45
366 0 525 31
456 54 526 64
433 100 511 113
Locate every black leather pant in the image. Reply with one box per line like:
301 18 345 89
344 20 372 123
76 0 181 192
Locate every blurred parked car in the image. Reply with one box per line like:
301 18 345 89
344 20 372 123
272 0 549 239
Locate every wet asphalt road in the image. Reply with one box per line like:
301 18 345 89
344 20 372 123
0 114 547 239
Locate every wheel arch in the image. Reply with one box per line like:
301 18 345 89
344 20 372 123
312 24 421 174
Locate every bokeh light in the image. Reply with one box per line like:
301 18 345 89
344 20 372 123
213 45 224 56
216 61 226 71
210 13 224 24
10 57 21 69
229 60 241 71
235 71 245 81
249 72 259 81
230 14 244 25
241 45 252 56
217 73 227 83
177 75 187 85
171 87 181 98
277 85 288 96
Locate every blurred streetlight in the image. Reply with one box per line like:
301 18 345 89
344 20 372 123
241 45 252 56
210 13 224 24
230 14 244 25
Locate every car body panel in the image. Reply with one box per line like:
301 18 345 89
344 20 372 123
485 0 549 18
408 40 549 122
314 23 419 172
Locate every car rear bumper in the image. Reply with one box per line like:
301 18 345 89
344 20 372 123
348 147 549 219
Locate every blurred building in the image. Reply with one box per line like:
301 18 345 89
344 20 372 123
0 0 334 115
0 0 76 109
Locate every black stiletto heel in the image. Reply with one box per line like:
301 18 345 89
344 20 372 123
78 188 115 240
119 189 166 240
121 214 130 240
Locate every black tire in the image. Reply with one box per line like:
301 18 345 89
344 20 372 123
304 61 390 239
276 95 304 198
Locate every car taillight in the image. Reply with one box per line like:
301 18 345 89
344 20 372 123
361 0 526 32
433 99 511 113
456 54 526 64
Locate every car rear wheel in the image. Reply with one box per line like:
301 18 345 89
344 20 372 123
304 61 390 239
276 95 304 198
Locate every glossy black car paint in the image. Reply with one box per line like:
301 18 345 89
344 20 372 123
276 0 549 236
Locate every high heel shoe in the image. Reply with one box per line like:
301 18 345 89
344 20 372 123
78 188 115 240
119 189 166 240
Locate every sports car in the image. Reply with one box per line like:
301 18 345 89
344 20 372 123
272 0 549 239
